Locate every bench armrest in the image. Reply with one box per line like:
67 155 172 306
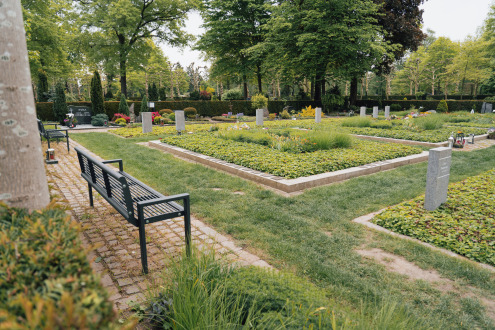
136 193 190 208
46 128 69 134
102 159 123 172
44 123 58 129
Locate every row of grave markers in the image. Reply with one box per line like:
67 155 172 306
360 106 390 118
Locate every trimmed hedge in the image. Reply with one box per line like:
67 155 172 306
0 202 127 328
363 94 493 100
36 101 323 121
355 100 485 112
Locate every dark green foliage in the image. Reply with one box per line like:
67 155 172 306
223 89 244 100
90 71 105 115
437 99 449 113
322 86 345 112
149 83 159 101
37 70 49 102
52 82 67 124
91 113 109 126
355 100 485 112
390 104 402 111
140 94 149 115
158 87 167 101
0 202 120 328
189 90 200 100
184 107 197 118
118 94 129 115
105 89 114 100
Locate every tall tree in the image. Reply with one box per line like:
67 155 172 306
79 0 196 97
1 0 50 210
53 82 68 124
36 70 49 102
422 37 459 96
196 0 271 98
90 71 105 114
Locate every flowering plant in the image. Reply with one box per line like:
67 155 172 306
113 113 130 123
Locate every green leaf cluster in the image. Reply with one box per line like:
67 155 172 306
91 71 105 115
373 169 495 266
0 202 122 328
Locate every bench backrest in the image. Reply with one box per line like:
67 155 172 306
75 147 135 224
37 119 46 135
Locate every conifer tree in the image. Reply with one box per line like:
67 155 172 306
53 82 68 124
37 70 49 102
118 94 129 115
90 70 105 114
140 94 149 115
149 82 159 101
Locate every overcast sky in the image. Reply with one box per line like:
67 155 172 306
161 1 495 68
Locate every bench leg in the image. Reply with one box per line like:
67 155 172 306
138 217 148 274
66 135 69 152
184 196 191 257
47 137 51 150
88 183 93 207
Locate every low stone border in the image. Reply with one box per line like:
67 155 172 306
353 209 495 272
352 133 488 148
148 140 429 194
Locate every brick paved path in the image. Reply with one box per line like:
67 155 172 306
453 138 495 151
43 139 271 312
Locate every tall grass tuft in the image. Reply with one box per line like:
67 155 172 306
413 115 445 130
341 117 372 127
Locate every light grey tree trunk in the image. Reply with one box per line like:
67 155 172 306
0 0 50 210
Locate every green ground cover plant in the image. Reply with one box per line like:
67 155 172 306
373 169 495 266
160 132 422 178
0 202 129 329
71 133 495 329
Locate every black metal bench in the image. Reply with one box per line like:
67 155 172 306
37 120 70 152
74 147 191 273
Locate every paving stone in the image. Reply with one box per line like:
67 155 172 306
117 278 133 287
100 274 114 287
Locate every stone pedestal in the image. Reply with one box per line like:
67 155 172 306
256 109 264 126
142 112 152 133
384 106 390 118
315 107 322 123
360 107 366 117
175 110 185 132
373 106 378 118
424 147 452 211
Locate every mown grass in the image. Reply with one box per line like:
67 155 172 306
71 132 495 329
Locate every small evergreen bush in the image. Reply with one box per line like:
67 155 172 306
52 82 68 125
91 113 109 126
90 70 105 114
436 99 449 113
223 88 243 100
184 107 197 118
159 109 173 116
118 94 129 115
251 93 268 110
390 103 402 111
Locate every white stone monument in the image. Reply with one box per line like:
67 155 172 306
424 147 452 211
256 109 264 126
315 107 322 123
175 110 185 132
373 106 379 118
142 112 152 133
384 106 390 118
360 107 366 117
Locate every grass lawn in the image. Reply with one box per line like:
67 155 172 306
71 132 495 329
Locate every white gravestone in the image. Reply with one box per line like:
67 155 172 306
142 112 152 133
360 107 366 117
373 106 379 118
175 110 185 132
424 147 452 211
256 109 264 126
315 107 322 123
384 106 390 118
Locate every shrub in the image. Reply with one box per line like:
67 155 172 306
153 116 163 124
280 109 291 119
199 90 211 100
112 113 130 123
322 92 345 112
118 94 129 115
251 93 268 110
390 103 402 111
0 202 126 328
168 113 175 121
37 70 49 102
140 94 149 115
53 82 68 125
115 118 127 125
436 99 449 113
301 105 315 117
184 107 197 118
159 109 173 116
269 113 276 119
223 88 243 100
91 113 109 126
341 116 372 127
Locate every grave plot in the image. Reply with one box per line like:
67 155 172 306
149 129 427 193
372 169 495 267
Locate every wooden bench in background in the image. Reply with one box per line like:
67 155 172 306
75 147 191 273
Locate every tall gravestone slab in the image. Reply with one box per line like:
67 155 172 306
315 107 322 123
487 103 493 113
68 105 92 125
360 107 366 117
129 104 135 122
424 147 452 211
142 112 152 133
175 110 185 132
372 106 379 118
384 106 390 118
256 109 264 126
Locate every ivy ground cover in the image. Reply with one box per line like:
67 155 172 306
160 132 422 178
373 169 495 266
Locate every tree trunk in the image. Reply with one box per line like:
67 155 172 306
314 72 322 101
256 65 262 94
242 75 248 99
169 63 174 100
0 0 50 210
120 59 127 98
349 77 358 106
